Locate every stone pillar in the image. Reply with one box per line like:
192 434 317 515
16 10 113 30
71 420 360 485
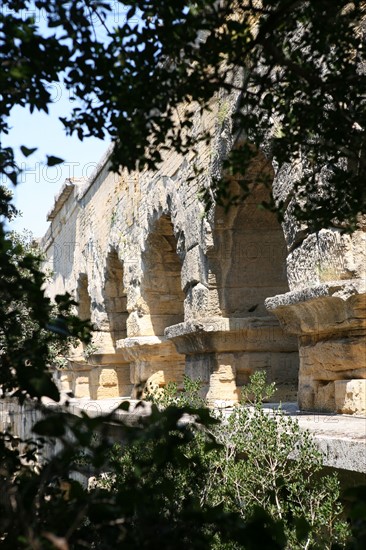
266 280 366 415
116 336 185 396
88 352 132 399
54 329 132 399
67 360 93 399
270 162 366 415
166 316 299 407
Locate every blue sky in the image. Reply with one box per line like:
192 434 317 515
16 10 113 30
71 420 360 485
5 91 108 237
2 1 139 238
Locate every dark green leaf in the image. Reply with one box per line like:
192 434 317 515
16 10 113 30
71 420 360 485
47 155 64 167
20 146 37 157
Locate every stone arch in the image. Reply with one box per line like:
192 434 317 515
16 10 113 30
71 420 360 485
141 214 185 336
80 250 132 401
209 183 289 317
121 213 186 395
103 248 128 348
63 273 93 399
203 179 299 402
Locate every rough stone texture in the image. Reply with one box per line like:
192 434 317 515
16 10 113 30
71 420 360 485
166 317 298 402
266 280 366 414
285 230 366 291
270 154 365 416
335 379 366 415
41 92 365 414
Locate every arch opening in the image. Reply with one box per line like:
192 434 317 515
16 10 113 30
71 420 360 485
210 183 289 317
104 249 128 348
141 214 185 336
206 179 299 402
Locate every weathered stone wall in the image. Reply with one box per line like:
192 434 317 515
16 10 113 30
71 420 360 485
42 96 365 414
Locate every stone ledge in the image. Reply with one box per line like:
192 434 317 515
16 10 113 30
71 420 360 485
265 279 366 337
262 403 366 474
116 335 182 360
2 397 364 473
46 180 75 221
57 398 366 473
87 352 130 366
265 278 366 312
165 316 297 354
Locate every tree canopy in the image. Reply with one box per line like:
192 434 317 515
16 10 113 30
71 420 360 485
1 0 366 230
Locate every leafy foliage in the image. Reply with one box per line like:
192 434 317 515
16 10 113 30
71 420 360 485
1 1 366 228
108 373 351 550
209 373 350 549
144 374 206 409
0 401 287 549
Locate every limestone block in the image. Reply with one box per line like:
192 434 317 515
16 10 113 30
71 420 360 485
130 360 185 386
184 285 221 319
73 374 91 398
297 375 316 410
266 281 366 336
236 352 299 402
170 320 296 358
105 282 119 298
116 365 132 387
93 386 113 399
96 385 119 399
272 161 299 204
267 352 299 401
313 381 335 413
91 330 115 353
99 368 118 387
127 312 154 337
206 357 239 405
130 362 158 384
114 296 128 310
184 208 203 251
149 300 182 315
352 232 366 279
58 372 73 393
335 380 366 415
187 283 210 317
88 368 101 398
286 230 365 292
300 337 366 377
185 353 213 385
148 314 185 336
92 309 109 330
281 198 309 252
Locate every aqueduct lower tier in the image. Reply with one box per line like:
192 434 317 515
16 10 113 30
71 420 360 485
43 126 366 414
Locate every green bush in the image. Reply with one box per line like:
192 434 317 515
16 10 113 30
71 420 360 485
131 372 350 549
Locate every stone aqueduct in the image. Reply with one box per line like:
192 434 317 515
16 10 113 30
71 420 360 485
42 101 366 415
